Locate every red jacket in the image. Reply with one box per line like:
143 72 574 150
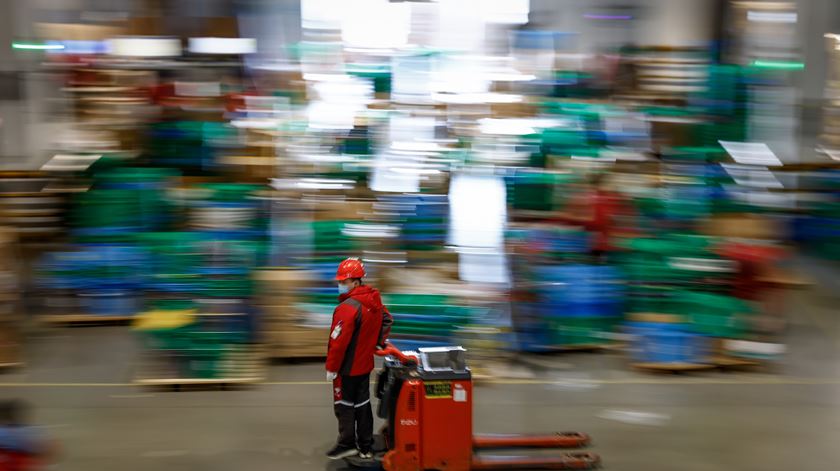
326 285 393 376
0 452 37 471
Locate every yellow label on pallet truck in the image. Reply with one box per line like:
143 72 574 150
424 381 452 399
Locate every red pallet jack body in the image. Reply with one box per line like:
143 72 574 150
355 344 600 471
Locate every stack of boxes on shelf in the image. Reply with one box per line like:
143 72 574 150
629 46 710 97
618 145 790 368
254 268 327 358
797 35 840 262
0 228 21 367
63 67 159 155
791 169 840 261
39 244 146 317
0 172 66 242
619 234 746 366
133 183 265 380
383 294 473 352
38 168 176 319
507 225 623 351
823 35 840 157
252 193 377 360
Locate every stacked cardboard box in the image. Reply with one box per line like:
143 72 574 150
0 172 66 241
255 268 328 358
822 35 840 153
0 228 21 366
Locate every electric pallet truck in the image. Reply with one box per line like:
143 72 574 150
346 343 601 470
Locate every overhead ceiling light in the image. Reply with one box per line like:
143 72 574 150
107 37 181 57
188 37 257 55
750 59 805 70
747 11 797 23
12 42 64 50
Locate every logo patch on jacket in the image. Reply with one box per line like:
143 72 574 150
331 321 343 340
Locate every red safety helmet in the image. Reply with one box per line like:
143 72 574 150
335 258 366 281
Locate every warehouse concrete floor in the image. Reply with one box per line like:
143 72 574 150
4 262 840 471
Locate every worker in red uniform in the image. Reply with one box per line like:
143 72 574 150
325 258 393 460
559 173 635 262
0 400 56 471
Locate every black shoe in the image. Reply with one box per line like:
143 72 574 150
326 445 358 460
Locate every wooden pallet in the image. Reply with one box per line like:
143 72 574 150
264 343 327 361
553 343 620 352
631 362 717 373
470 368 495 384
268 354 326 364
470 362 537 384
525 343 620 354
710 355 770 372
134 348 265 390
41 314 134 327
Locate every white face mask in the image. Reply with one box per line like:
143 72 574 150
337 283 351 294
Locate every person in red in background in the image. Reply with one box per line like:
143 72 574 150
0 400 56 471
559 173 635 262
325 258 393 461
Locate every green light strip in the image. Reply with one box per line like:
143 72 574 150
751 60 805 70
11 42 64 51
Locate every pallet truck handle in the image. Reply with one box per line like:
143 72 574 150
375 342 418 365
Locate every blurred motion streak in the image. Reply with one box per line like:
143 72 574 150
0 0 834 466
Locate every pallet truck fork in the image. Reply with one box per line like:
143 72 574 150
347 344 601 470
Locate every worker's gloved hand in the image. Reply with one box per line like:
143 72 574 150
326 371 337 382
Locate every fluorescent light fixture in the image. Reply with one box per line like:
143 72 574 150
45 40 107 54
12 42 64 50
188 37 257 55
751 59 804 70
747 11 797 23
107 37 181 57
